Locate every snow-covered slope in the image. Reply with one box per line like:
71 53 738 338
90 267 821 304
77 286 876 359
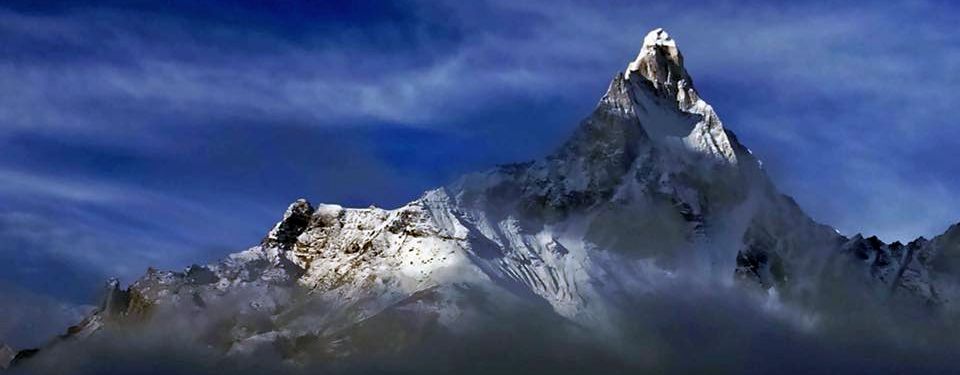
14 28 960 369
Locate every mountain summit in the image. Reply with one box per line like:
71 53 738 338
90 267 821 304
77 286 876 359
624 28 737 163
11 28 960 372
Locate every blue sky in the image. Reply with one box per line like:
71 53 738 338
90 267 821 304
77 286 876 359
1 0 959 344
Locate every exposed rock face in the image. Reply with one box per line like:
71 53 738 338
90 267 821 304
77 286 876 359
99 278 130 317
263 199 315 249
896 223 960 307
20 28 960 367
624 27 738 164
0 343 13 370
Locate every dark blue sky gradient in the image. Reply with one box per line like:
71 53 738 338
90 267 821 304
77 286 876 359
1 1 959 345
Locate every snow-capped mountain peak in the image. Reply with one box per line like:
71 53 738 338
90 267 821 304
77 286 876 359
621 28 738 164
625 27 683 84
12 28 960 371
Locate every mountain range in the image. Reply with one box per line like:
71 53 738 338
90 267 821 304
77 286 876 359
6 28 959 374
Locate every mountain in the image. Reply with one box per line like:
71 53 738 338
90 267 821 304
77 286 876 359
9 28 960 373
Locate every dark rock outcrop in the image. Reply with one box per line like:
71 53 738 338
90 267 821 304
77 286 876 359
0 343 14 370
263 199 315 249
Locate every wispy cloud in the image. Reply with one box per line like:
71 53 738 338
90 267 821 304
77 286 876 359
0 167 277 298
0 5 586 140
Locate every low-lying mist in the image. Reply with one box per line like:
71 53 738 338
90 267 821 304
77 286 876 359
9 276 958 375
